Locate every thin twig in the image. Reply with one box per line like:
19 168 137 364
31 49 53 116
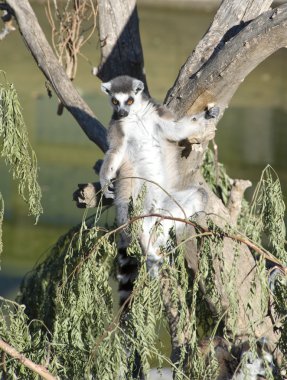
66 208 287 287
109 212 286 271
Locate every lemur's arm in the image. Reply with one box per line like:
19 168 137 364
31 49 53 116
158 106 219 143
99 124 127 199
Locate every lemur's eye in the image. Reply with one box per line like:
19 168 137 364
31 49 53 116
112 98 119 105
126 97 134 105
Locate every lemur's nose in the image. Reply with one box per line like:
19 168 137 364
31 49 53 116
119 109 129 118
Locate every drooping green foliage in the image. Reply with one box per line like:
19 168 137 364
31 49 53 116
4 203 164 379
0 298 51 379
244 165 287 264
14 210 117 379
0 75 42 221
0 164 286 379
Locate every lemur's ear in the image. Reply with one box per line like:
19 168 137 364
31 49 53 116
132 79 144 94
101 81 112 95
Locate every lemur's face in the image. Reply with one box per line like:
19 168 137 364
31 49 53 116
108 92 139 118
101 76 145 119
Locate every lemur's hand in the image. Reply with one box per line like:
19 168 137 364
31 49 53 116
200 105 219 141
103 181 116 199
100 175 116 199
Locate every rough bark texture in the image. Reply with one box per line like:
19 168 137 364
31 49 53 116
165 0 273 107
166 3 287 116
227 179 252 225
5 0 287 376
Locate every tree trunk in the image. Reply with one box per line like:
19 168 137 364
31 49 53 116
96 0 149 94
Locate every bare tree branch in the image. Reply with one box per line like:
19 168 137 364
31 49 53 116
165 0 273 108
46 0 97 82
166 3 287 117
5 0 108 152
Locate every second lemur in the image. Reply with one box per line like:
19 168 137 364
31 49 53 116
100 75 219 277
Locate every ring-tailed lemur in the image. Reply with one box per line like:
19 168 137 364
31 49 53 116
100 75 219 300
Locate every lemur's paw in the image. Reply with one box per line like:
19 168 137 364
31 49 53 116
101 179 116 199
73 183 98 208
104 187 115 199
205 106 220 119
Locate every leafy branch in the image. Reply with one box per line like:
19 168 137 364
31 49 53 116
0 338 56 380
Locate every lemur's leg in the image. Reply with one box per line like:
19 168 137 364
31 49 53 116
138 216 161 277
142 187 207 277
115 161 135 252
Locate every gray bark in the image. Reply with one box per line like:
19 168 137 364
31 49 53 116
166 3 287 116
165 0 273 107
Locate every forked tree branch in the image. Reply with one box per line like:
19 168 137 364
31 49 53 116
5 0 149 150
165 0 273 105
5 0 287 149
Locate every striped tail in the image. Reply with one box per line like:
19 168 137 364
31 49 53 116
117 247 139 308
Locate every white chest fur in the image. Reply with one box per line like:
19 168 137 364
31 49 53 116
122 112 165 186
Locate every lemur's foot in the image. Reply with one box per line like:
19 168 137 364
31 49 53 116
205 105 220 119
146 250 163 278
73 183 98 208
73 182 114 208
